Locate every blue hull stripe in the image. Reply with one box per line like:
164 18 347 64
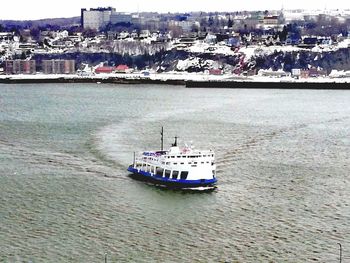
127 166 217 186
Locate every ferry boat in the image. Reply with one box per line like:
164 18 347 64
127 128 217 189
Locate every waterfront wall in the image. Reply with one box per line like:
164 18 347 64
1 75 350 89
185 80 350 89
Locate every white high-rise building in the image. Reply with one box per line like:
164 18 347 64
81 7 115 30
81 7 133 30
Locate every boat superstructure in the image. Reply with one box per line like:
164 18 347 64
127 130 217 188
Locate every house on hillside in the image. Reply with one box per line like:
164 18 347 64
226 34 241 48
263 16 279 26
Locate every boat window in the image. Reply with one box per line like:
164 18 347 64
171 156 175 158
174 163 177 165
172 171 178 179
180 162 184 165
177 156 180 158
166 162 170 165
156 167 164 177
201 162 204 164
165 170 171 178
194 162 197 164
180 171 188 180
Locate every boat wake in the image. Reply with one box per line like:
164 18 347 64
93 102 225 168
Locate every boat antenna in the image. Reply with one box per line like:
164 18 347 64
161 126 164 151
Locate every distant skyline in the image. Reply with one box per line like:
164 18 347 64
0 0 349 20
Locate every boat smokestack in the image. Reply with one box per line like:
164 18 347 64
173 136 178 147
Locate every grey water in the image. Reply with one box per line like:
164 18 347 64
0 84 349 262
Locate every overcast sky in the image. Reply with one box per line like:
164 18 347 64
0 0 348 20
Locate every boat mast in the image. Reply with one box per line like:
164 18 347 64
161 126 164 151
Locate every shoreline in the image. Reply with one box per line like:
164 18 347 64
1 73 350 89
0 76 185 86
185 80 350 90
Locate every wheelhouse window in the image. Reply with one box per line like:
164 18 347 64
172 171 179 179
156 167 164 177
180 171 188 180
165 169 171 178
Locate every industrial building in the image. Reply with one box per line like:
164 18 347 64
42 60 75 74
5 60 36 74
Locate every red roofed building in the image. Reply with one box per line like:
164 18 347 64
115 64 130 73
209 69 223 75
95 66 115 74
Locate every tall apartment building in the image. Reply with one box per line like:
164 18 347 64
5 60 36 74
42 60 75 74
81 7 132 30
81 7 115 30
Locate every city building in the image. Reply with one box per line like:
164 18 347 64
42 60 75 74
5 60 36 75
115 64 131 73
0 32 14 42
95 66 115 74
110 13 132 24
263 16 279 26
300 70 310 78
209 69 223 75
81 7 132 30
168 20 200 33
81 7 116 30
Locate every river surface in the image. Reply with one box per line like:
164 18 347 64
0 84 349 262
